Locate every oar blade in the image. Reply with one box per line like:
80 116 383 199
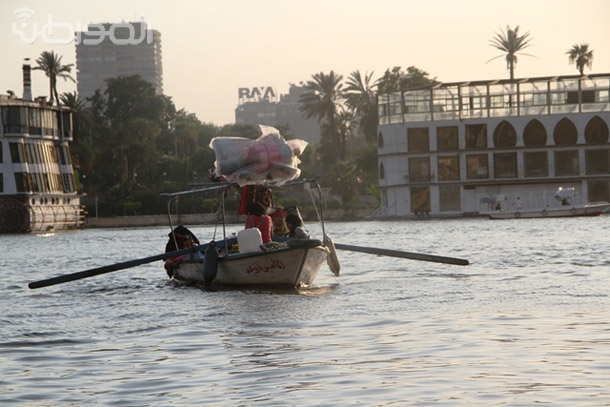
333 243 469 266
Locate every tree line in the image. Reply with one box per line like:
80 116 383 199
32 26 595 217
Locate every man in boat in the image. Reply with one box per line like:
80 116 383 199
245 202 273 243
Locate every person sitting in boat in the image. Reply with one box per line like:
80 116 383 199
513 196 524 211
245 202 273 243
164 232 203 277
285 213 310 240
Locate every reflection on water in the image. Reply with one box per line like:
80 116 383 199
1 217 609 406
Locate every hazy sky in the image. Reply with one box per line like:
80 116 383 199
3 0 609 125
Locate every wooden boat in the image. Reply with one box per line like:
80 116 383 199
170 238 334 287
162 180 340 288
160 128 342 288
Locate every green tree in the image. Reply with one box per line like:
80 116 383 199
105 75 171 128
299 71 345 161
344 70 379 144
567 43 594 75
377 66 436 93
328 159 360 209
489 25 534 80
33 51 75 105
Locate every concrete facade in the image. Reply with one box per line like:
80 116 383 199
75 21 163 100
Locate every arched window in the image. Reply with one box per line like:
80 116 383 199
379 161 385 179
585 116 609 144
493 120 516 147
378 131 384 148
523 119 547 146
554 118 578 145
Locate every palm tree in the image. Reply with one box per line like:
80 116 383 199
299 71 345 159
60 91 85 111
489 26 534 80
344 70 379 144
567 43 594 75
33 50 75 105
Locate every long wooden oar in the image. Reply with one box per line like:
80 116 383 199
333 243 469 266
28 244 211 290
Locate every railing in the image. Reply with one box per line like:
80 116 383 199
378 74 610 124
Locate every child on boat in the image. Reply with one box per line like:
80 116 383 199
285 213 310 240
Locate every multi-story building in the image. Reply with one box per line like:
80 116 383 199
75 21 162 100
376 74 610 217
235 84 320 144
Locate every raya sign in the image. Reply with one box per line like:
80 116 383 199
238 87 277 103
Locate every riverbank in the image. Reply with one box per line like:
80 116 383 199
85 208 377 229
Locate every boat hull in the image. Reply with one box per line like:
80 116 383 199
171 244 330 288
0 196 86 233
485 202 610 219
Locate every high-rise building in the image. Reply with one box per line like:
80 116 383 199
75 21 162 101
235 84 320 144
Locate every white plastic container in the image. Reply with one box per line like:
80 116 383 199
237 228 263 253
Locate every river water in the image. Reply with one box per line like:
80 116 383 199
1 217 609 406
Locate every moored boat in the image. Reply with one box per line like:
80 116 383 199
0 63 86 233
481 187 610 219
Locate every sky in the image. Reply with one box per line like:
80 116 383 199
2 0 610 126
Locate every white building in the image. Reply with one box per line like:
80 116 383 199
376 74 610 217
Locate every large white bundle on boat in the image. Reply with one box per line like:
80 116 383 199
210 125 308 186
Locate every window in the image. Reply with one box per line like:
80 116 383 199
378 131 384 148
465 124 487 148
439 185 461 212
466 154 488 179
437 126 458 151
494 152 517 178
408 128 429 152
586 149 610 175
410 187 430 214
409 157 430 182
584 116 609 144
1 106 27 133
524 152 548 177
554 150 579 176
523 119 547 146
379 162 385 179
589 180 610 203
554 118 578 145
9 142 26 163
493 120 517 147
438 155 460 181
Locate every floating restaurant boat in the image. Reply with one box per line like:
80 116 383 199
0 64 86 233
376 73 610 219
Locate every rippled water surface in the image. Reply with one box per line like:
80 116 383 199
2 217 609 406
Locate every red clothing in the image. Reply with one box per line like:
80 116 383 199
246 215 273 243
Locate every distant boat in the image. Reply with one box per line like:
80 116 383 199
481 187 610 219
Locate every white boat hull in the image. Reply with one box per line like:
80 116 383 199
171 244 330 287
484 202 610 219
